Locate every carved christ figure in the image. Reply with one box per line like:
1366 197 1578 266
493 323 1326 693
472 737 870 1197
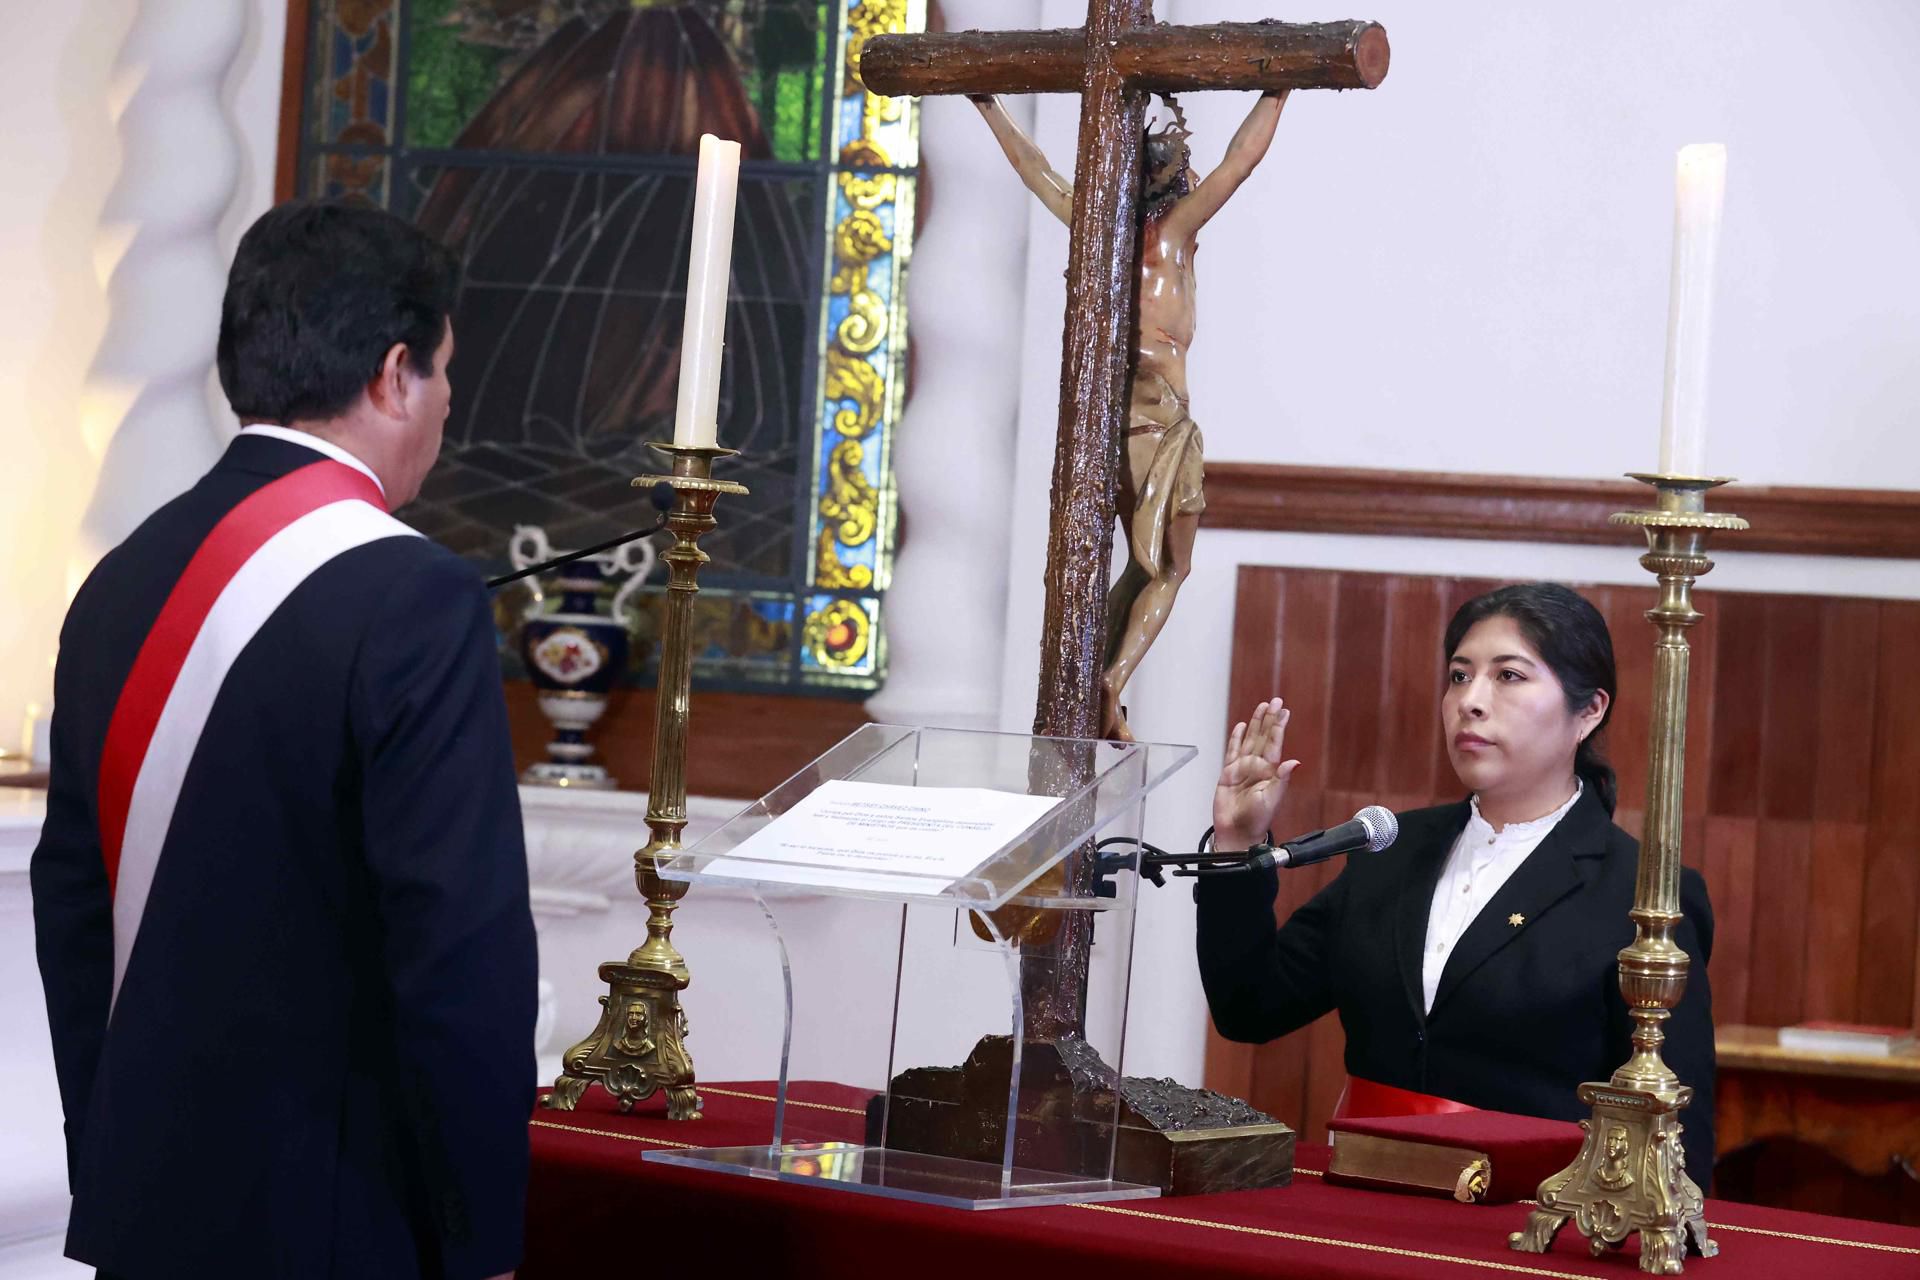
973 90 1287 740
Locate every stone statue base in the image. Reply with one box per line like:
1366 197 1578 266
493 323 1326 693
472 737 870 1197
870 1035 1294 1196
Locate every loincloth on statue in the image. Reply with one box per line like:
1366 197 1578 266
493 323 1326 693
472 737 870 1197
1123 414 1205 573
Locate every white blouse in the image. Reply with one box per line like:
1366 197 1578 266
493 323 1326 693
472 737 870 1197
1421 783 1583 1013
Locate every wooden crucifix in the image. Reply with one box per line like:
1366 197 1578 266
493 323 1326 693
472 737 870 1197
864 11 1388 1045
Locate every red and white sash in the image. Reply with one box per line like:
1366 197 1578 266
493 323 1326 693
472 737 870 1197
96 460 417 1006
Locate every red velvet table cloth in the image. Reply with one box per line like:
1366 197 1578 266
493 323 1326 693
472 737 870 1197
523 1083 1920 1278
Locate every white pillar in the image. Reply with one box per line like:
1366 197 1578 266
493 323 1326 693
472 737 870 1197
0 793 89 1276
73 0 248 581
0 2 137 759
863 0 1043 730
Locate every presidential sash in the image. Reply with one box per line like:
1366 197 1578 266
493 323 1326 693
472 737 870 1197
96 459 415 1006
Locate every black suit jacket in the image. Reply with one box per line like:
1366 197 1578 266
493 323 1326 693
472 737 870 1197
1196 789 1716 1188
31 434 538 1278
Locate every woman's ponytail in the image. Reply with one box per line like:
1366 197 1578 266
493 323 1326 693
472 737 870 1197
1575 735 1617 815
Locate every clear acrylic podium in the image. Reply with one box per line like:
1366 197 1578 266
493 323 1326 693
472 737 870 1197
644 724 1195 1209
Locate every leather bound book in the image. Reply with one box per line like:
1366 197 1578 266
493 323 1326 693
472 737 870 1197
1326 1110 1584 1204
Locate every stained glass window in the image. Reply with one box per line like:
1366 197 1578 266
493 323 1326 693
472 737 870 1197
293 0 922 691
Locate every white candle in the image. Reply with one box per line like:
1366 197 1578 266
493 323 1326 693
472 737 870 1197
1656 143 1728 476
672 133 742 448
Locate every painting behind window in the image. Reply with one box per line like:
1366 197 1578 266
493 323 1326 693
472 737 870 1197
294 0 922 690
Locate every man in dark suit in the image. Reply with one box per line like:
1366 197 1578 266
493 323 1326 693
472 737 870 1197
31 201 536 1278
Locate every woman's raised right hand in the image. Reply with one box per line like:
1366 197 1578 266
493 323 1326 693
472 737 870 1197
1212 697 1300 852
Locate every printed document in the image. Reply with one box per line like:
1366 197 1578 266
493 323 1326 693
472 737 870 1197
698 779 1064 896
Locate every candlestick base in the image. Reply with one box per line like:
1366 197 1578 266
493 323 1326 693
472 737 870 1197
1509 1082 1716 1274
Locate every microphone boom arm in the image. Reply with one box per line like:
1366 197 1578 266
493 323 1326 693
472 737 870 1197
486 480 678 590
1095 807 1398 894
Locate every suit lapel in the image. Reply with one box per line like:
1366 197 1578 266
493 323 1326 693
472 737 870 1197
1395 800 1470 1025
1429 789 1611 1017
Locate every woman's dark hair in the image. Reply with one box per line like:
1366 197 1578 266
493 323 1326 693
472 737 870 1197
217 200 461 424
1442 582 1619 814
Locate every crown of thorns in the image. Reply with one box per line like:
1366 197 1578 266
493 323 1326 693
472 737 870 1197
1146 94 1191 145
1142 95 1191 205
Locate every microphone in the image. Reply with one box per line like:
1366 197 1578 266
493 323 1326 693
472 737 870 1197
1091 805 1400 891
1249 805 1399 871
486 481 677 589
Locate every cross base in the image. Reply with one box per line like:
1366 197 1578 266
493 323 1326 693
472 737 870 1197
873 1035 1295 1196
1508 1082 1716 1274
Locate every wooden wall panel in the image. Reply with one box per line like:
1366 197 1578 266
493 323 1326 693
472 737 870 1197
1709 816 1760 1027
1326 576 1390 790
1866 607 1920 1027
1803 825 1867 1024
1202 463 1920 559
1204 566 1920 1149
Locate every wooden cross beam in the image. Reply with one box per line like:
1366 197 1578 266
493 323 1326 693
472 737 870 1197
864 11 1386 751
861 20 1390 97
863 7 1388 1041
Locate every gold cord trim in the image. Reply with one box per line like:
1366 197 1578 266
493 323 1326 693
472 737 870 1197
701 1086 868 1117
531 1107 1918 1259
1513 1199 1918 1257
530 1119 702 1151
1708 1222 1920 1256
1072 1203 1587 1276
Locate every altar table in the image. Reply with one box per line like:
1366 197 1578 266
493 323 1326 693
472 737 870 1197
523 1083 1920 1278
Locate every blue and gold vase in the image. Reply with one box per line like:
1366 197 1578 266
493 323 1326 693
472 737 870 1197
521 570 629 789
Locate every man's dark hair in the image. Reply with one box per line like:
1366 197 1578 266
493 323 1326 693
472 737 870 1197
217 200 461 423
1444 582 1620 814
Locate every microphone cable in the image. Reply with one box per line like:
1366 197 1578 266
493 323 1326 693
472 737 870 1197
1093 828 1277 892
1094 806 1397 891
486 480 677 590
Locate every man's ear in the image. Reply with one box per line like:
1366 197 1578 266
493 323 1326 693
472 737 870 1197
365 341 413 420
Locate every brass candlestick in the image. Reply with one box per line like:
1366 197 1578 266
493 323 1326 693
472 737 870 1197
543 444 748 1120
1510 473 1746 1274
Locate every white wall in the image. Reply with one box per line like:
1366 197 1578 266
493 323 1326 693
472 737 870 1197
864 0 1040 728
0 1 136 763
0 0 285 761
1004 0 1920 491
986 0 1920 1088
0 794 81 1276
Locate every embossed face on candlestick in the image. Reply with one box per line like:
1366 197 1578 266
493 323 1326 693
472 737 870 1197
1443 615 1603 815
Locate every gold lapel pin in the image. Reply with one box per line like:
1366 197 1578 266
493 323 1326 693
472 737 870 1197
1508 913 1525 928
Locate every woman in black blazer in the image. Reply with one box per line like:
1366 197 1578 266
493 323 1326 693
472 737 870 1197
1196 583 1716 1189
